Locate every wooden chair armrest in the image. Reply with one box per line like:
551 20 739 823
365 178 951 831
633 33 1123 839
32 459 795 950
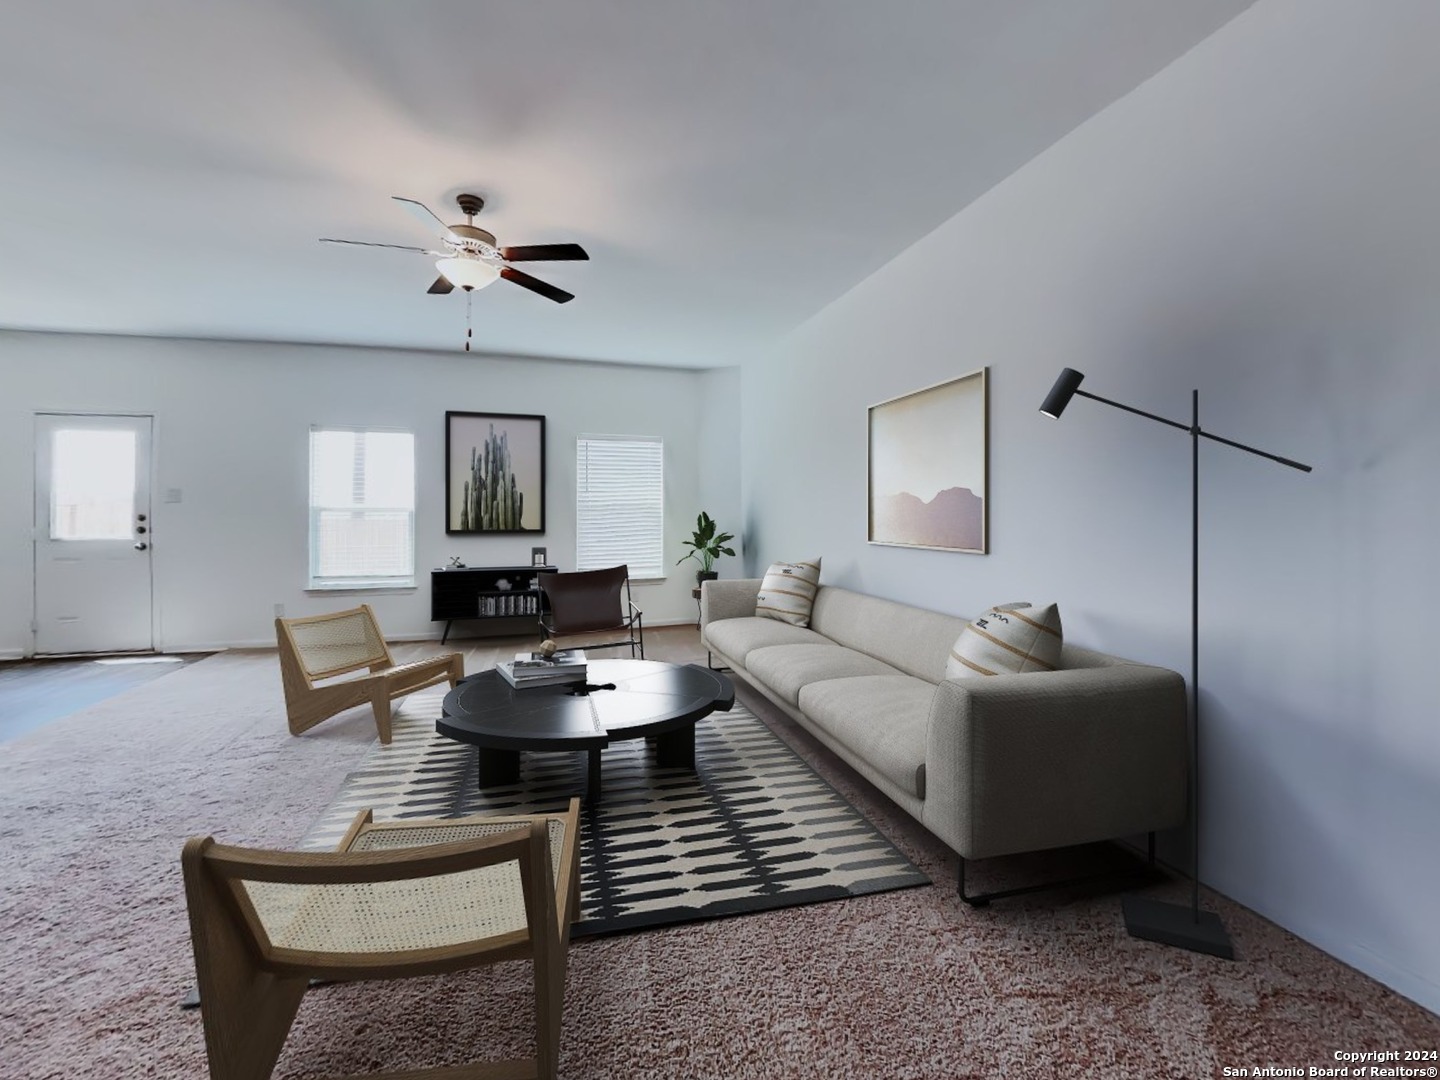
201 826 540 886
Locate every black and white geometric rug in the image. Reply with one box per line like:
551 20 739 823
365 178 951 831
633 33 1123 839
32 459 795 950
303 687 930 938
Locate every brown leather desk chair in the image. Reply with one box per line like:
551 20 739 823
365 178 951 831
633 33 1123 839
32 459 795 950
536 565 644 658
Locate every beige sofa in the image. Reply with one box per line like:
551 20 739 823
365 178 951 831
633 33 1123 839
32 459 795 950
701 579 1188 901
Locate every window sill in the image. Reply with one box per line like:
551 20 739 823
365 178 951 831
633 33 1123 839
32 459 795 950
575 570 667 584
306 582 417 594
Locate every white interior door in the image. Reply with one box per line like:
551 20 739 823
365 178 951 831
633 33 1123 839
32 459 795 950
33 414 155 654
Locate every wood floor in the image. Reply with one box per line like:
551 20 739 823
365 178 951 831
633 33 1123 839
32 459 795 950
0 625 711 744
398 624 710 670
0 653 210 743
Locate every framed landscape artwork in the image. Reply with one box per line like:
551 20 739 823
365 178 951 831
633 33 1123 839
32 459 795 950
445 411 546 534
868 368 988 554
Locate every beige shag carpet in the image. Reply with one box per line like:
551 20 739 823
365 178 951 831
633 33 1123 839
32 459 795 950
1 649 1436 1079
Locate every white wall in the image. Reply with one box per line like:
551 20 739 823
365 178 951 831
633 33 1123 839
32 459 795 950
696 366 745 578
0 331 723 654
741 0 1440 1012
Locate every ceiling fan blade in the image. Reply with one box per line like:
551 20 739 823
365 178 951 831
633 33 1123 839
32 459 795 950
392 196 460 240
427 275 455 295
500 243 589 262
319 238 437 253
501 266 574 304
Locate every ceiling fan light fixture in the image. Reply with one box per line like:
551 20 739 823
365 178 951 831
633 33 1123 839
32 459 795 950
435 257 499 291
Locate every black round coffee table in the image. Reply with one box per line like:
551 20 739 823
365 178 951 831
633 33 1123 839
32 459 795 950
438 659 734 805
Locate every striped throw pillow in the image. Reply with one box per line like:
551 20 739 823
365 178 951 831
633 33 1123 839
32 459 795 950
945 601 1062 679
756 558 822 626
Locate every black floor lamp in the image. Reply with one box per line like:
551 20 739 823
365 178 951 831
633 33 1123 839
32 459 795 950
1039 367 1311 959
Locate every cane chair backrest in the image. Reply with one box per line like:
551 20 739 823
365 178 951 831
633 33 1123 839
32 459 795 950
279 605 392 681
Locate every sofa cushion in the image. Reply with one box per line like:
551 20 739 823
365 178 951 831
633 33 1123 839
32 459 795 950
756 558 822 626
798 676 934 799
809 587 968 683
946 602 1063 679
745 644 904 706
704 616 829 666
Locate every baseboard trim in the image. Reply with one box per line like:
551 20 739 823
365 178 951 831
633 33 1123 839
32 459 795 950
1231 902 1440 1016
155 620 700 655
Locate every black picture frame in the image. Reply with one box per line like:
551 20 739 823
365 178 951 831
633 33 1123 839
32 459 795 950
445 411 546 534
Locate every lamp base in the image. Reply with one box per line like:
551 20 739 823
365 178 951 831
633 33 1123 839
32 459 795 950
1122 896 1234 959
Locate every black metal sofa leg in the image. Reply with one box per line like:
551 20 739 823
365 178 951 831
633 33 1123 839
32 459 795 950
958 833 1158 907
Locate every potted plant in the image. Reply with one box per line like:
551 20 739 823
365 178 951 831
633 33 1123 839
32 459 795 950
677 511 736 585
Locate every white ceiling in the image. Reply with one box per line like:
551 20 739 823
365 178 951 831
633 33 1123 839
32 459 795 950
0 1 1253 368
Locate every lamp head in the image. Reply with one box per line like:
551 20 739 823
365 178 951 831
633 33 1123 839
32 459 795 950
435 256 500 292
1040 368 1086 419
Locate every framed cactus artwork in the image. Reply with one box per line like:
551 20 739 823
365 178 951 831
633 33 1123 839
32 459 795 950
445 411 546 534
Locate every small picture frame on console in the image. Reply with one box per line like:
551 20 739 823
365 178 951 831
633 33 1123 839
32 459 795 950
531 547 548 567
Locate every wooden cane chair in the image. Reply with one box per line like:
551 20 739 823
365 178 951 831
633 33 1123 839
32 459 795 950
276 604 463 744
182 798 582 1080
536 565 644 659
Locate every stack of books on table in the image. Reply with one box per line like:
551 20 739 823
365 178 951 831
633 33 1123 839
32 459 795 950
497 649 587 689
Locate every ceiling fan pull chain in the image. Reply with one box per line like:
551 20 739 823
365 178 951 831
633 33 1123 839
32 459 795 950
464 289 473 352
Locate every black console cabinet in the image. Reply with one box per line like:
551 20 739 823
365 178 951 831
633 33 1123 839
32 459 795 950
430 565 557 644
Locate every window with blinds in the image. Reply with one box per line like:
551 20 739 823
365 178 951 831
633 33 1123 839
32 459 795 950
308 428 416 589
575 435 665 579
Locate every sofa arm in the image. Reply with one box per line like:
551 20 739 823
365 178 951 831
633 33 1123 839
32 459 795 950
921 664 1187 861
700 578 762 629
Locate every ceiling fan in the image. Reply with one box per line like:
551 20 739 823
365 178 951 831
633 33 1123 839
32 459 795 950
320 194 588 304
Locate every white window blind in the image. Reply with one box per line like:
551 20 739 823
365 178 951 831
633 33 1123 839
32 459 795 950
309 429 416 589
576 435 664 579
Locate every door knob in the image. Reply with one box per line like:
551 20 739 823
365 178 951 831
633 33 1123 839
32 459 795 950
134 542 149 551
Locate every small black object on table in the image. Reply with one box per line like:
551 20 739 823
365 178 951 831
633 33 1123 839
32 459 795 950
438 659 734 806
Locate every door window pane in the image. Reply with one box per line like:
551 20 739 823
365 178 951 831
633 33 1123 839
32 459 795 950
50 429 136 540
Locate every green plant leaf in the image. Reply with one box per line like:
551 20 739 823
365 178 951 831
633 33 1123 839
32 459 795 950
679 511 734 568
